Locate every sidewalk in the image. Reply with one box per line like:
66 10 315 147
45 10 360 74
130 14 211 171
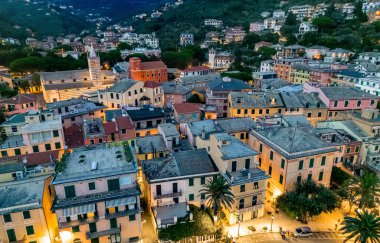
226 203 345 238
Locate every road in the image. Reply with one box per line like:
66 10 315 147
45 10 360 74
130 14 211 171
236 232 346 243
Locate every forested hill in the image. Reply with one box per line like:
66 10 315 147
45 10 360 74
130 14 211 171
0 0 92 40
132 0 356 50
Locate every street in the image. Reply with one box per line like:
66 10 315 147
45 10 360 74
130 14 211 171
236 232 346 243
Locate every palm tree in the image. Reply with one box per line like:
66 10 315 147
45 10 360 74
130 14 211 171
199 175 234 222
351 171 380 209
340 210 380 243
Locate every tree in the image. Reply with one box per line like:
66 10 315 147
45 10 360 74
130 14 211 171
10 56 46 73
276 180 339 223
18 79 30 93
331 166 352 188
31 73 41 89
354 1 368 23
199 176 234 221
258 46 276 59
350 171 380 209
117 42 133 50
187 93 202 103
337 181 359 214
340 210 380 243
313 16 332 33
285 12 297 26
161 51 193 69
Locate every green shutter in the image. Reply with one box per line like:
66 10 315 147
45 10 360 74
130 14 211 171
200 177 205 185
110 218 117 228
55 142 61 149
307 174 312 181
72 226 80 233
298 160 303 170
321 156 326 166
281 159 285 169
201 193 205 200
4 214 12 222
88 182 96 191
319 171 324 181
270 151 273 160
26 225 34 235
279 174 283 184
45 144 51 151
53 130 59 137
64 185 76 198
14 148 21 155
23 211 31 219
107 179 120 191
7 229 16 242
129 214 136 221
309 159 314 168
297 176 302 184
89 222 97 233
259 144 263 152
189 178 194 186
189 194 194 201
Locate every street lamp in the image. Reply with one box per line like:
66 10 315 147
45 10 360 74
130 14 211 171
234 212 241 237
270 214 275 232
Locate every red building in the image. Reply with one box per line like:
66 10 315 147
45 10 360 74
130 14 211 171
129 57 168 82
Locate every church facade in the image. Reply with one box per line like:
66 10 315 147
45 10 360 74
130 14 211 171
40 45 117 103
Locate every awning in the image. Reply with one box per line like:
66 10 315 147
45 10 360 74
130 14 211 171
62 203 95 217
105 197 136 208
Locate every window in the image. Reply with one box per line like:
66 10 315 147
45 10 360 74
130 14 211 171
355 146 359 152
237 109 241 114
346 147 351 154
279 174 283 184
110 218 117 228
55 142 61 149
357 100 361 107
23 211 31 219
33 145 39 153
318 112 322 117
116 94 119 100
7 229 16 242
201 193 205 200
252 196 257 206
3 214 12 223
240 185 245 192
307 174 312 181
189 178 194 186
321 156 326 166
91 238 99 243
307 113 311 117
298 160 303 170
245 159 250 169
53 130 59 137
45 144 51 151
333 101 338 107
231 161 237 172
1 150 8 157
88 182 96 191
72 226 80 233
11 126 17 132
344 100 349 107
121 129 126 134
14 148 21 155
266 109 269 114
89 222 97 233
270 151 273 160
319 171 324 181
281 159 285 169
107 179 120 191
239 199 244 209
309 158 314 168
189 194 194 201
201 177 206 185
259 144 263 152
64 185 76 198
268 166 272 175
254 182 259 189
26 225 35 235
110 93 114 99
129 214 136 221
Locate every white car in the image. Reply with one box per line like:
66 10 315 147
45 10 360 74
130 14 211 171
293 227 313 238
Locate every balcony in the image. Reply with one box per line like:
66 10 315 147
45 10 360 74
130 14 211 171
87 227 121 239
236 202 265 214
59 216 99 229
105 208 139 219
154 191 182 200
54 185 140 209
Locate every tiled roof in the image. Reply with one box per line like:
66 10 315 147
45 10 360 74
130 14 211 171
141 61 167 70
320 86 378 100
144 81 162 88
173 103 201 114
1 94 37 105
136 135 167 154
141 149 218 181
105 78 140 93
182 66 210 72
115 116 134 130
103 122 117 135
126 107 165 121
208 77 251 91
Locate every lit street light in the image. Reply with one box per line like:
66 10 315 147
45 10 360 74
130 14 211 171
270 214 275 232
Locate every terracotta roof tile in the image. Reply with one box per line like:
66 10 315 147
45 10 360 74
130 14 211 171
141 61 167 70
173 103 202 114
1 94 37 105
116 116 134 130
103 122 117 134
144 81 163 88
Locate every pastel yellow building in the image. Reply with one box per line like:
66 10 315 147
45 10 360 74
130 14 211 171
0 176 57 243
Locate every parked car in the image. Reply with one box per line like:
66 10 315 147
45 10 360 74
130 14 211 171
293 227 312 238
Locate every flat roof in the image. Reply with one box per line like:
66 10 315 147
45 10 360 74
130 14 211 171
320 86 378 100
214 133 259 160
52 144 137 184
126 107 165 121
136 135 167 154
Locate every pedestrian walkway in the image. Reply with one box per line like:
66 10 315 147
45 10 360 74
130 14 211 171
236 231 346 242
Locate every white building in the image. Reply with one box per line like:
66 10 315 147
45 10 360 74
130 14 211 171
179 33 194 46
249 22 265 32
204 19 223 28
298 22 318 36
208 48 234 69
358 52 380 65
355 77 380 96
260 60 274 72
289 5 314 20
273 9 286 18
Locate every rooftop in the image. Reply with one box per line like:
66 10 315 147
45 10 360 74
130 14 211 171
251 127 337 159
144 81 162 88
136 135 167 154
47 99 106 119
105 78 140 93
320 86 378 100
0 135 24 149
0 176 48 215
182 66 210 72
2 113 28 125
162 82 192 95
296 92 326 109
229 91 284 109
208 77 251 91
141 149 218 181
337 69 366 78
1 94 37 105
213 133 259 160
189 118 256 137
158 123 179 137
126 107 165 121
105 109 123 122
177 73 221 85
141 60 167 70
52 144 137 185
173 103 201 114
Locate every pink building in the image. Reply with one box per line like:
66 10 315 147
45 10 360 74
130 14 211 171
0 94 38 116
304 84 379 118
309 69 339 86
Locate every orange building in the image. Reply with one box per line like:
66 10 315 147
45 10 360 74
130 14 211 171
129 57 168 83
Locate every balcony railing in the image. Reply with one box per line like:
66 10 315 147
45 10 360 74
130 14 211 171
87 227 121 239
237 202 264 214
154 191 182 200
105 208 139 219
59 216 99 229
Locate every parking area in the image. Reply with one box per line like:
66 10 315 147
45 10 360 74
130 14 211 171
236 231 345 243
